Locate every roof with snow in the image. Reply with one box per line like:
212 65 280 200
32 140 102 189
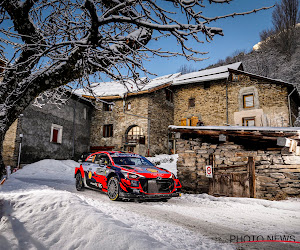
75 73 181 99
173 62 243 86
75 61 298 99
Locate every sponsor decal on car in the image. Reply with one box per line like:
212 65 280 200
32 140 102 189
88 171 92 179
147 168 158 173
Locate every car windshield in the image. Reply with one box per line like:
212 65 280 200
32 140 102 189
112 157 154 166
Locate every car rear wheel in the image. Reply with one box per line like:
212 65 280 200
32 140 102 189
75 172 84 191
107 177 120 201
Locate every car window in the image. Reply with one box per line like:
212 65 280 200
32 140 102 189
112 157 154 166
86 154 96 162
95 154 111 165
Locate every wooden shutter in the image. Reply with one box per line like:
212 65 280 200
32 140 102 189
191 116 199 126
52 129 59 143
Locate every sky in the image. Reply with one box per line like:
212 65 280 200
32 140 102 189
143 0 277 77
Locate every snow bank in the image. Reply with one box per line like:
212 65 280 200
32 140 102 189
0 190 169 250
0 159 230 249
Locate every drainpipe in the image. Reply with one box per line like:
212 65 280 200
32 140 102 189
72 99 78 159
17 134 23 167
123 99 151 156
288 88 296 127
17 114 24 167
226 80 229 125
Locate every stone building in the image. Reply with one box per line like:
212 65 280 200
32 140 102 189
2 93 93 166
172 62 299 128
78 74 180 156
170 126 300 199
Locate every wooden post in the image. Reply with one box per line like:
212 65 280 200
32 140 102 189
248 156 256 198
208 154 215 195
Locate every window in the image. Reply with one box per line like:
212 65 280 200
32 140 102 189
243 117 255 126
103 124 113 137
103 102 113 111
232 74 240 82
165 89 173 103
50 124 63 143
188 98 195 108
126 102 131 111
243 94 254 108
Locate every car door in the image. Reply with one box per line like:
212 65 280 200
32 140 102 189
86 154 111 191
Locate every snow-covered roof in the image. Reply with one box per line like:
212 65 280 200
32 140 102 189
173 62 242 86
75 73 181 98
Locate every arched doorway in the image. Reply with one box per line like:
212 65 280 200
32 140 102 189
124 125 145 153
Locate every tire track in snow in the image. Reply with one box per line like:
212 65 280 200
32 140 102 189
74 189 235 250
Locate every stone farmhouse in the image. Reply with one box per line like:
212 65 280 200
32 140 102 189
77 62 299 156
2 62 300 166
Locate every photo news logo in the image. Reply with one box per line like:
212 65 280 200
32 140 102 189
230 234 300 244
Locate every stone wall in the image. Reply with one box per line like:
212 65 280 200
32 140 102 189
2 120 19 166
173 75 290 127
18 96 92 163
176 138 300 200
90 89 174 156
148 89 174 155
90 96 149 155
173 80 227 126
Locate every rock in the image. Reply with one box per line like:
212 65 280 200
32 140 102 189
260 161 271 165
282 187 300 195
269 173 285 179
283 156 300 165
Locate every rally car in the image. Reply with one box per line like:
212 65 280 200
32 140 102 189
74 151 181 201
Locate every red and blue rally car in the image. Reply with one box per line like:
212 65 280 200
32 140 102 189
75 151 181 201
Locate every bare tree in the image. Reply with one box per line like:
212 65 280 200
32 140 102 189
0 0 272 177
271 0 299 58
177 64 198 74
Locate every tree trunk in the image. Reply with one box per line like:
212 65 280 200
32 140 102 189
0 129 6 179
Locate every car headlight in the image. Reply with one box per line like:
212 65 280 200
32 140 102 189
121 170 140 179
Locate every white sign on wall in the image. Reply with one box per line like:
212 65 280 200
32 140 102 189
206 165 213 178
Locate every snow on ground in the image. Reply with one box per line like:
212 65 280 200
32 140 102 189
0 157 300 250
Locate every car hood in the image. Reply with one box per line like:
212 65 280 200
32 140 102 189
121 165 172 177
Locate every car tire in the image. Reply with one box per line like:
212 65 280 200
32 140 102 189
107 176 120 201
75 172 84 191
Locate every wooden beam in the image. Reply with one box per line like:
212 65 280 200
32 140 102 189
248 157 256 198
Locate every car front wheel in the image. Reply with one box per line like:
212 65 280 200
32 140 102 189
75 172 84 191
107 177 120 201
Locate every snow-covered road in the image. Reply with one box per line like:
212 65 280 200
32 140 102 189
1 159 300 249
